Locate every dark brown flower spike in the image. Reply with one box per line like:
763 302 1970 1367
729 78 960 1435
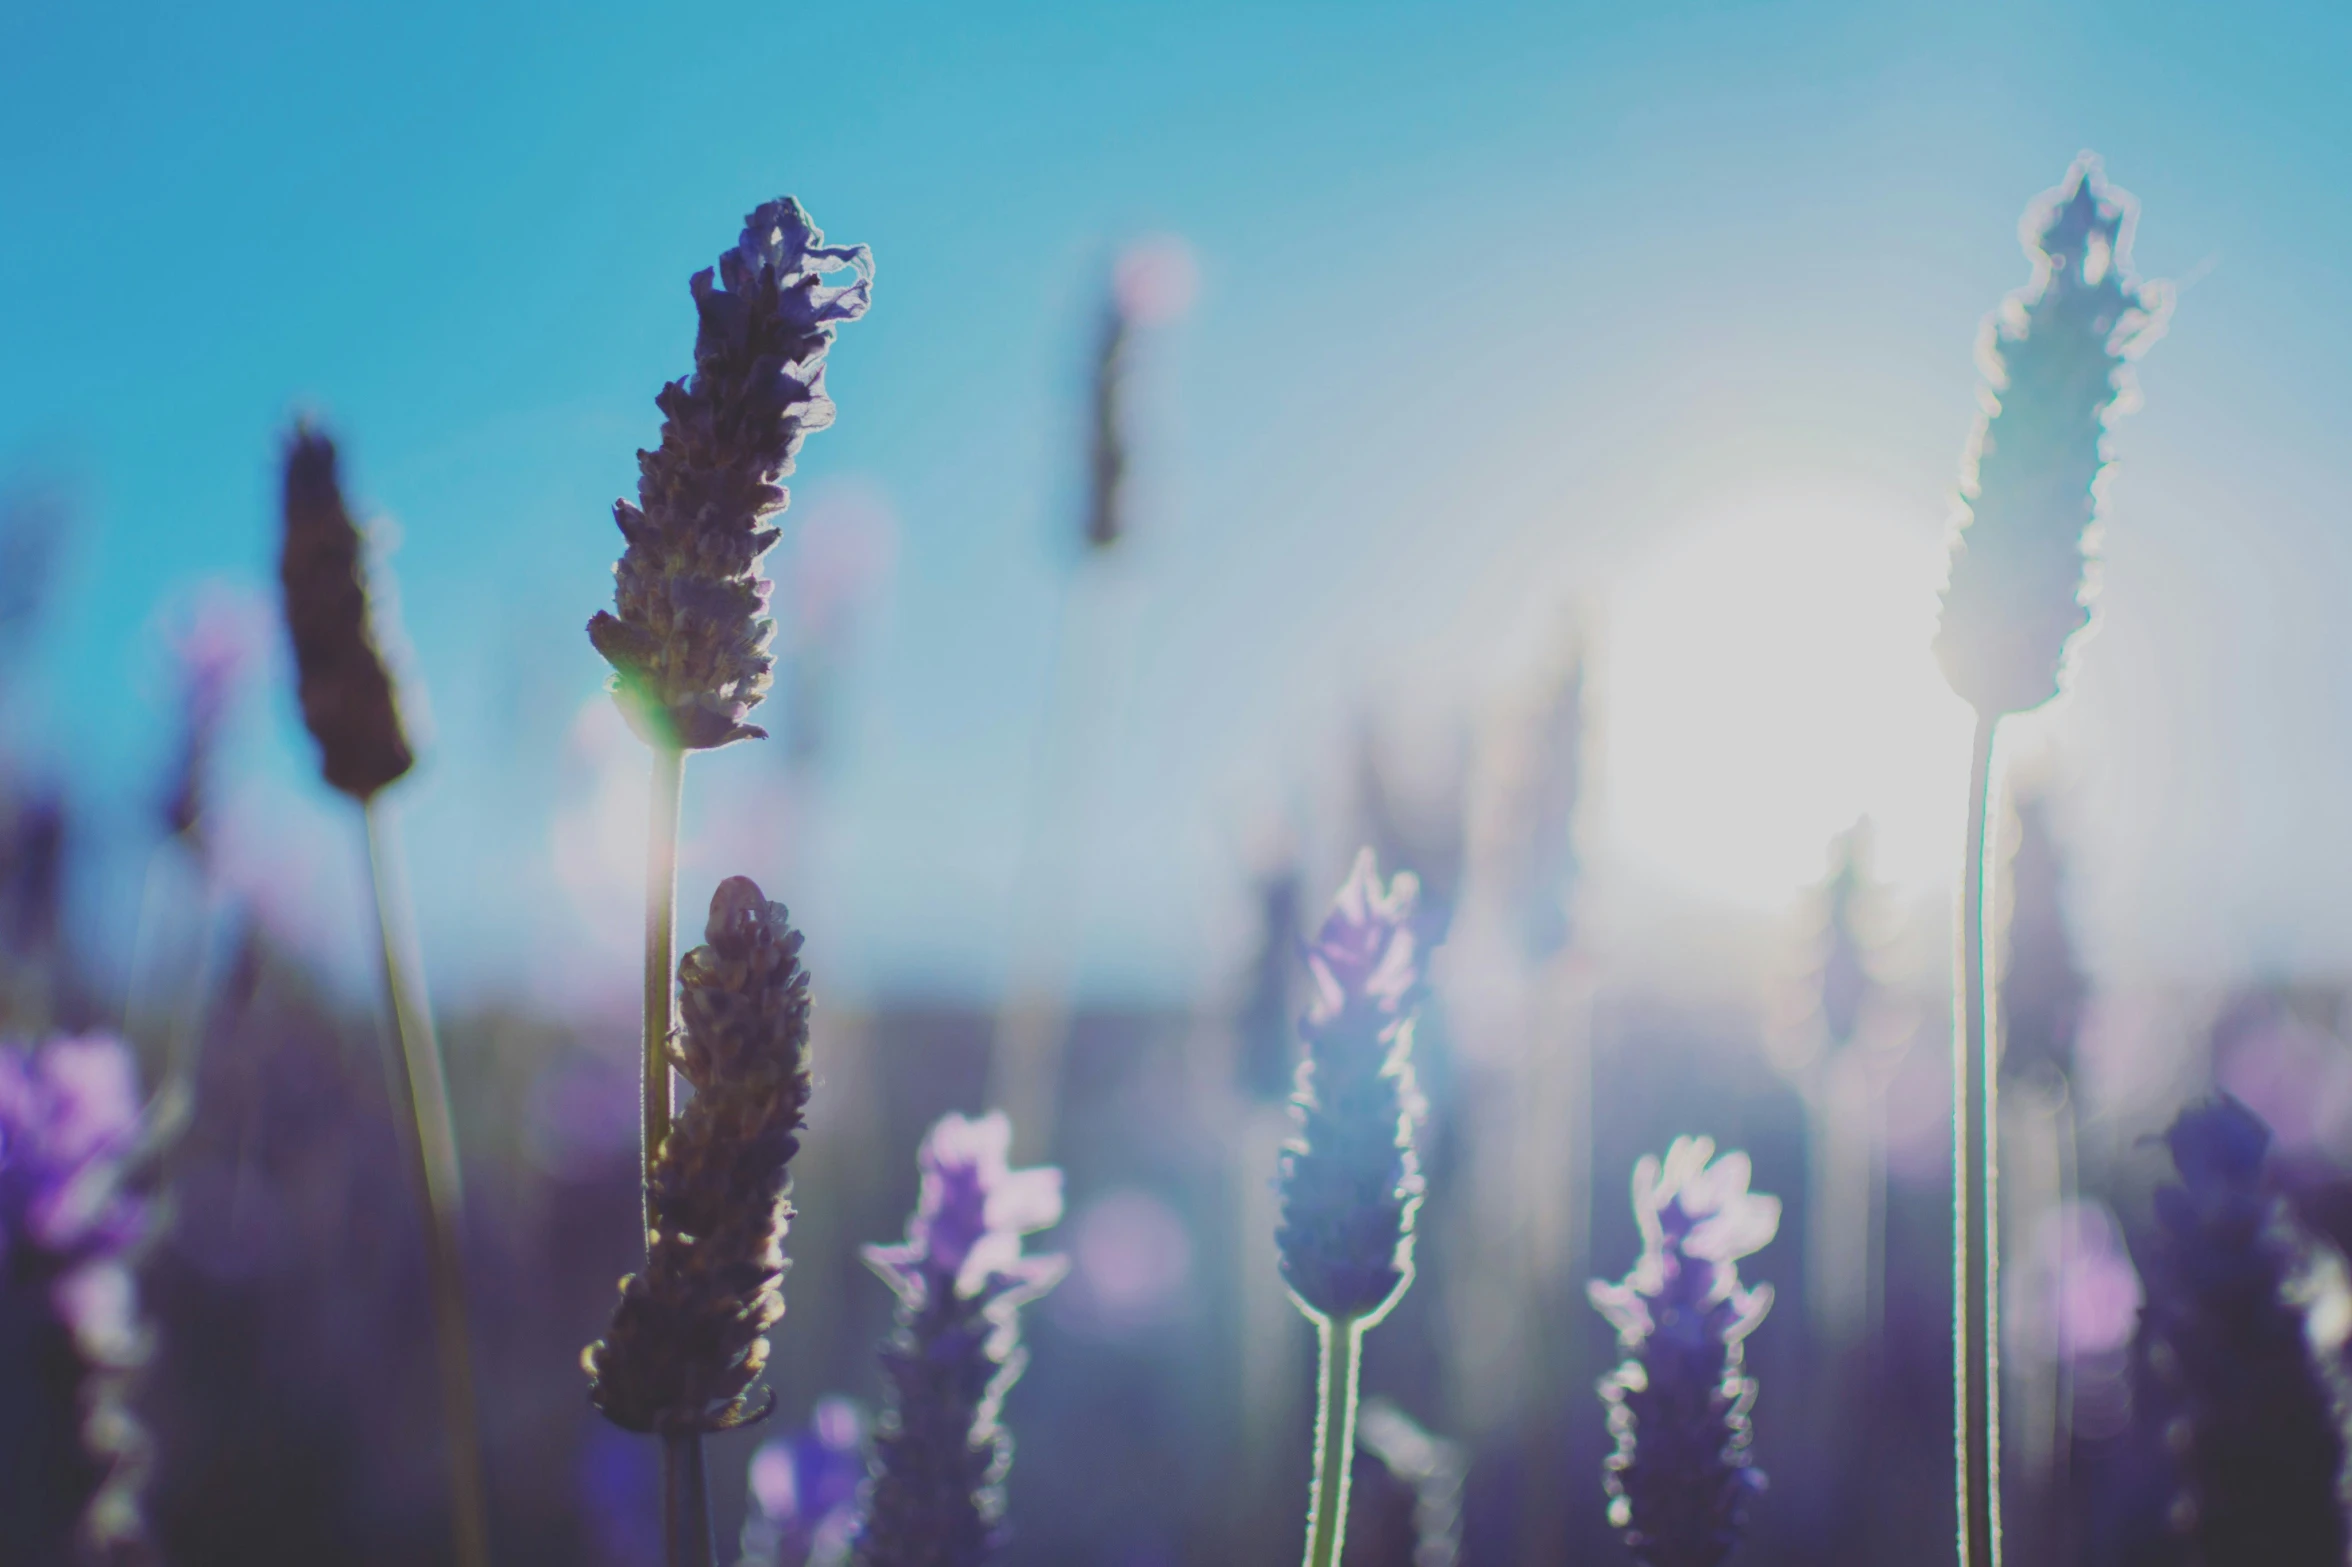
279 426 415 800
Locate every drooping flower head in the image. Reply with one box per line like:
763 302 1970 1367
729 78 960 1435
1589 1137 1781 1567
855 1112 1065 1567
2130 1096 2350 1567
1278 849 1426 1324
585 876 813 1434
588 199 874 751
745 1397 869 1567
1934 155 2170 718
0 1033 153 1561
279 426 416 801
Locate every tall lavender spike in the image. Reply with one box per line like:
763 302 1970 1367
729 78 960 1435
1281 850 1428 1567
854 1111 1065 1567
1934 156 2169 719
1589 1136 1781 1567
589 199 874 752
1278 849 1427 1323
2132 1096 2350 1567
587 876 813 1434
280 428 414 801
0 1034 153 1564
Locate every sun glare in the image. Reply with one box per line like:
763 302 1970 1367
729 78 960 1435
1601 490 1979 908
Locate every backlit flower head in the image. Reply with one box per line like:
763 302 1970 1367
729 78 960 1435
588 198 874 751
1278 849 1426 1323
855 1112 1064 1567
1934 155 2170 718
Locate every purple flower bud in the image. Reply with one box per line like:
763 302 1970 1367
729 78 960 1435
2131 1096 2349 1566
588 198 874 751
1277 850 1426 1323
745 1397 869 1567
0 1033 152 1561
855 1112 1065 1567
1589 1137 1780 1567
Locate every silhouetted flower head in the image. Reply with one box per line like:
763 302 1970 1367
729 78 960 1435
279 426 416 801
1589 1136 1780 1567
854 1112 1064 1567
745 1397 869 1567
2131 1095 2350 1567
1278 850 1426 1323
588 198 873 751
585 876 812 1434
1934 155 2169 717
0 1033 153 1562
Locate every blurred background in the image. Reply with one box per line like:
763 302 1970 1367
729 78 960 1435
6 1 2352 1563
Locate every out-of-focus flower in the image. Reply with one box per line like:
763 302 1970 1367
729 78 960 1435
2131 1096 2349 1567
1589 1136 1780 1567
586 877 813 1434
1278 850 1426 1324
279 426 416 802
1341 1399 1465 1567
1934 155 2169 718
2001 791 2086 1087
589 198 873 751
0 1033 153 1561
1236 860 1305 1103
855 1111 1065 1567
743 1397 868 1567
160 584 266 851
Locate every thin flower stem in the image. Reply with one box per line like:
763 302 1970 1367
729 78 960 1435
1955 713 2000 1567
643 743 687 1221
663 1431 715 1567
1302 1312 1364 1567
639 743 710 1567
363 800 492 1567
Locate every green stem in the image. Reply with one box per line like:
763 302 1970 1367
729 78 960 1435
1301 1313 1364 1567
363 800 492 1567
1955 713 2000 1567
639 745 710 1567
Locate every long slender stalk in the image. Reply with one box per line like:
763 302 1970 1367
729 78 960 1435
638 743 710 1567
1302 1312 1364 1567
662 1431 714 1567
1955 714 2000 1567
362 801 491 1567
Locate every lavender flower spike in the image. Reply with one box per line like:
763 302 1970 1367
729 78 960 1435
589 198 874 751
586 876 814 1433
1933 155 2169 718
2132 1096 2349 1567
1278 849 1427 1324
1590 1136 1781 1567
855 1111 1065 1567
0 1033 153 1563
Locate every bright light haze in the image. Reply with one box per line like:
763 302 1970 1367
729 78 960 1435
5 1 2351 1007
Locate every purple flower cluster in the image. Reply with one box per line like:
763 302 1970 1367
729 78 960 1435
589 198 874 751
1278 850 1426 1323
1589 1137 1780 1567
855 1112 1064 1567
0 1033 151 1561
2131 1096 2349 1567
745 1397 869 1567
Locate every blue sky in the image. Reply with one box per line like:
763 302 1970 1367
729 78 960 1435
5 1 2352 1009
